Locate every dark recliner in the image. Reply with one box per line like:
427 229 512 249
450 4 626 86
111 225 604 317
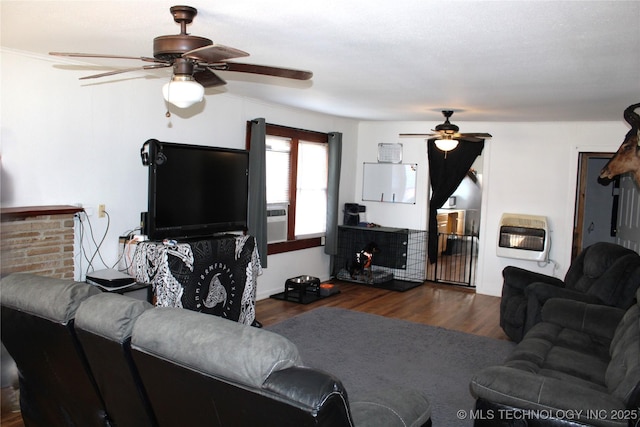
500 241 640 342
75 292 157 427
0 273 110 427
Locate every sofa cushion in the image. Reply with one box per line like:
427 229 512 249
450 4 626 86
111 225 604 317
503 329 609 386
541 346 608 384
541 297 625 345
132 307 302 388
0 273 100 323
349 388 432 427
523 321 609 359
76 292 153 343
606 304 640 402
471 366 627 427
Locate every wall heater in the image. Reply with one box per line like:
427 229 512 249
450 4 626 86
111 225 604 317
497 213 549 261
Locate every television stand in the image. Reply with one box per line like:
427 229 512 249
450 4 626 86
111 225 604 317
132 234 261 325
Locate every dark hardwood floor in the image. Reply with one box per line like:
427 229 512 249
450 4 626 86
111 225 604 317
258 280 507 340
0 280 506 427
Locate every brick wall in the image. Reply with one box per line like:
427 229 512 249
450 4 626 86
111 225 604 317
1 206 83 279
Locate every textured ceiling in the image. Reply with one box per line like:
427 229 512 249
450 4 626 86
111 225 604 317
2 0 639 122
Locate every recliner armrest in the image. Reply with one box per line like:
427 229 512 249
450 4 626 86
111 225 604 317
541 298 625 340
262 366 354 426
263 367 432 427
262 366 348 413
502 266 564 292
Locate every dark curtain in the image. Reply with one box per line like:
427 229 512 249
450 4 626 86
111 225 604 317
325 132 342 256
248 118 268 268
428 139 484 263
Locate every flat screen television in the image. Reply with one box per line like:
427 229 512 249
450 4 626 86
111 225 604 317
143 140 249 240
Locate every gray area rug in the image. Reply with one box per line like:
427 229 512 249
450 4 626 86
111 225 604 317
267 306 515 426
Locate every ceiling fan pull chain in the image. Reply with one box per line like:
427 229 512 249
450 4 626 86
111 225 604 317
165 77 171 117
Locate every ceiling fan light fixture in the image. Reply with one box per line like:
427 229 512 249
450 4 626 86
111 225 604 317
162 74 204 108
434 138 459 152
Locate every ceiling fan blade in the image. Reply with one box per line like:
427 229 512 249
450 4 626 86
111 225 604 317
194 68 227 87
400 131 460 138
460 132 493 138
399 133 438 138
78 63 172 80
183 44 249 63
49 52 166 64
459 136 484 143
221 62 313 80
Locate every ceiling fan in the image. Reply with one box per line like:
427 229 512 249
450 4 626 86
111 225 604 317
50 5 313 108
399 110 492 154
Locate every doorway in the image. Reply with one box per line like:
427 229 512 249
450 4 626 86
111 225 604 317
428 155 483 287
573 152 616 260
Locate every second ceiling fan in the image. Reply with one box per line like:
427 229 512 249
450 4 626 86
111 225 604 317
400 110 492 155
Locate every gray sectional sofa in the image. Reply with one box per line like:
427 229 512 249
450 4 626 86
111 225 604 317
1 273 432 427
471 292 640 427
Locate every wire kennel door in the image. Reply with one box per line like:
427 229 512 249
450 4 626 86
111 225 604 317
429 233 478 287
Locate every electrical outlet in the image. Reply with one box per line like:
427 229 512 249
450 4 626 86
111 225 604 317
98 204 106 218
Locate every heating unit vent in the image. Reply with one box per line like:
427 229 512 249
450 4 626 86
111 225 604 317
497 213 549 261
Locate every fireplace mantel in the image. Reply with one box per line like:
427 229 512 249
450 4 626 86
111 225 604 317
1 205 84 221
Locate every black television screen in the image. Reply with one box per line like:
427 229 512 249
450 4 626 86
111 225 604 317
145 140 249 240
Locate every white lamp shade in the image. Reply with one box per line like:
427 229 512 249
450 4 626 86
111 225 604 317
162 77 204 108
434 138 459 152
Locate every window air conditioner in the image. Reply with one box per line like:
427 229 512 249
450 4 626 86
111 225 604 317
497 213 550 261
267 204 288 243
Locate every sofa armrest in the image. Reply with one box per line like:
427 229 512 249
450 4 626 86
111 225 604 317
262 366 353 425
520 283 603 335
470 366 627 426
541 298 626 340
525 282 602 306
264 367 432 427
502 266 564 292
263 366 348 410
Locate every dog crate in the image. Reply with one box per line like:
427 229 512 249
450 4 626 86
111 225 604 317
497 213 549 261
334 225 427 283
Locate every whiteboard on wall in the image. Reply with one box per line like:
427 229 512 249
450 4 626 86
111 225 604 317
362 162 417 204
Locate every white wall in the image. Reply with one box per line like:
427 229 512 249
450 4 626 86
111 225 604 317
357 121 628 296
0 49 358 300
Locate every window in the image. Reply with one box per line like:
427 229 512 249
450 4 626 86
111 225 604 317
250 123 329 254
293 141 328 237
